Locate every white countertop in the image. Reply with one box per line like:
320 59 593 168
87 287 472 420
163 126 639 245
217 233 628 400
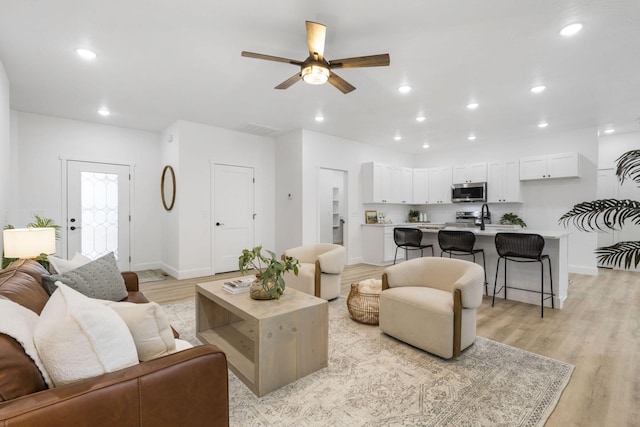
361 223 570 239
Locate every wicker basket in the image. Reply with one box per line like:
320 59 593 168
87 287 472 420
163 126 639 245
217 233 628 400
347 282 381 325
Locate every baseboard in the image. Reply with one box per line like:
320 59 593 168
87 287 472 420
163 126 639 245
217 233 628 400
131 261 163 272
175 267 214 280
568 265 598 276
348 256 363 265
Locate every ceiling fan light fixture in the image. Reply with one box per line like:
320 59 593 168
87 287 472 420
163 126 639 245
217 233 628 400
301 65 329 85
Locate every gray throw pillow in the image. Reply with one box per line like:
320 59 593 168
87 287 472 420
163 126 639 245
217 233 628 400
42 252 128 301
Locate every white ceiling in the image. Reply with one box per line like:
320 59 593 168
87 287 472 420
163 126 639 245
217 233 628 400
1 0 639 153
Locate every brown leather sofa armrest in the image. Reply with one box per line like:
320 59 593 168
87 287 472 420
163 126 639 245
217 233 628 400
0 345 229 427
121 271 139 292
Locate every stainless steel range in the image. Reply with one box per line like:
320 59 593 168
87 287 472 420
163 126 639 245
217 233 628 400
445 210 491 228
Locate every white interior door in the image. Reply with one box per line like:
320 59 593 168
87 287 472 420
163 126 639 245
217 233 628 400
66 160 130 270
213 164 255 273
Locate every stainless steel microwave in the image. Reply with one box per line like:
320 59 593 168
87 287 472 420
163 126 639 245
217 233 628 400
451 182 487 203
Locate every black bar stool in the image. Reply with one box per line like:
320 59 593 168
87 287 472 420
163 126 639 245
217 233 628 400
492 232 554 317
437 230 488 295
393 228 434 264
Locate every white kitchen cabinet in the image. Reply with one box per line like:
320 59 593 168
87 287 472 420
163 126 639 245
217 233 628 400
520 152 580 180
361 225 402 265
487 160 521 202
412 168 430 204
428 166 452 204
362 162 393 203
452 162 487 184
362 162 412 204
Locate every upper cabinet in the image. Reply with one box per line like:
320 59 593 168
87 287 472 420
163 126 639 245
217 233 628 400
452 162 487 184
362 162 413 204
487 160 521 203
412 168 430 204
520 152 580 180
428 166 452 205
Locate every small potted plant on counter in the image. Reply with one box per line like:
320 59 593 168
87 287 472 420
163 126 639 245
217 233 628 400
408 209 420 223
499 213 527 228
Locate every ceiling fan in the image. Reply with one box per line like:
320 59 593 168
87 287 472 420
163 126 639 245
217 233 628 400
241 21 390 94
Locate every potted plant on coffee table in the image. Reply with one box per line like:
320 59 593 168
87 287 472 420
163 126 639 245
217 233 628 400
238 245 299 300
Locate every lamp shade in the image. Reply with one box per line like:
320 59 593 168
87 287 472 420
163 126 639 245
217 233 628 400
3 228 56 258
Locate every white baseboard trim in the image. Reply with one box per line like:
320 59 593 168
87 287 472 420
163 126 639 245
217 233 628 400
568 265 598 276
175 267 214 280
131 261 163 272
348 256 363 265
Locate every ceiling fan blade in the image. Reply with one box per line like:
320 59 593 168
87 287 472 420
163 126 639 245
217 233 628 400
275 72 301 90
329 54 390 69
328 71 356 94
241 51 303 66
306 21 326 61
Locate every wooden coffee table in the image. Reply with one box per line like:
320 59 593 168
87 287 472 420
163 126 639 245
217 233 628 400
196 279 328 397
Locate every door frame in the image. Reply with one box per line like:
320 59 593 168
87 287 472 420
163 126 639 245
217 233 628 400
60 157 135 269
210 161 256 274
316 166 348 255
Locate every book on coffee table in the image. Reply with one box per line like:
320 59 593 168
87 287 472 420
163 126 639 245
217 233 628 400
222 276 255 294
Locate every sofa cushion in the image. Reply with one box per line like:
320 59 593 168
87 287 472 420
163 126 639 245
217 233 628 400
42 252 128 301
47 252 91 274
0 259 50 314
102 300 176 361
33 283 139 387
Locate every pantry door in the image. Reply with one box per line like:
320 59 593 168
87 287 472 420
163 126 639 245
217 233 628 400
66 160 131 270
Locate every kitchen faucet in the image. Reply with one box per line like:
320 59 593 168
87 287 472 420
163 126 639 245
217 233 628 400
480 203 490 231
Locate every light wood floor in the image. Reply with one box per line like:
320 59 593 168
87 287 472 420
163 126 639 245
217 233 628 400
141 265 640 426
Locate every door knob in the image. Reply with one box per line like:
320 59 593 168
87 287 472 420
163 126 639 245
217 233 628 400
216 222 224 226
70 226 81 231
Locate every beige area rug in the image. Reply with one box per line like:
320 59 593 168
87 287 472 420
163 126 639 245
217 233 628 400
161 297 573 427
136 269 168 283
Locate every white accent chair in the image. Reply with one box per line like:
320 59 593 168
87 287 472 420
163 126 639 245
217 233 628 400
282 244 346 300
380 257 484 359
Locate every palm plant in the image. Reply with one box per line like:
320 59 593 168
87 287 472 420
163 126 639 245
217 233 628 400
559 150 640 268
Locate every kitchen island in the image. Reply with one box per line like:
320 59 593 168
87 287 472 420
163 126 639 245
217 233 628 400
361 223 570 309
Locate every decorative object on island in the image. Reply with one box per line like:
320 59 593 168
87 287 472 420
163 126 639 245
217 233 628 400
499 213 527 228
560 149 640 269
365 210 378 224
407 209 420 223
2 215 60 269
238 245 299 300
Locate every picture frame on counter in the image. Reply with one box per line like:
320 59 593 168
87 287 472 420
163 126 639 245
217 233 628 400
365 210 378 224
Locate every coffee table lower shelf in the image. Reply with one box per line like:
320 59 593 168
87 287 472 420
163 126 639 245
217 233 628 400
196 280 328 397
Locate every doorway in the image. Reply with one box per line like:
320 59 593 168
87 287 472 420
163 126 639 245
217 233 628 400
66 160 131 270
212 163 255 273
318 168 346 245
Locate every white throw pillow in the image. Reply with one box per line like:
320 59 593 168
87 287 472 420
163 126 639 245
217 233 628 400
102 300 177 361
47 252 92 274
33 283 139 387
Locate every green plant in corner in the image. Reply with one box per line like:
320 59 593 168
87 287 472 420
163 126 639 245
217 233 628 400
559 149 640 269
499 213 527 228
408 209 420 222
238 245 299 299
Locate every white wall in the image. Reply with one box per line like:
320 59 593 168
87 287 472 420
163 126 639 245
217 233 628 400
415 127 600 275
162 120 276 279
286 129 415 264
160 124 181 276
275 130 303 252
9 112 162 270
0 58 9 251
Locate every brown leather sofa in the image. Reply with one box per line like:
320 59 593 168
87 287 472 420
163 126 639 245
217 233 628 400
0 259 229 426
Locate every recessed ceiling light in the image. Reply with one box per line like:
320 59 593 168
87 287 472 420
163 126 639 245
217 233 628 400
398 85 411 94
538 122 549 128
467 103 479 110
416 116 426 122
530 85 546 94
422 143 430 149
314 115 324 122
560 23 583 37
468 135 476 141
394 136 402 141
97 108 110 116
604 129 615 134
76 48 97 60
